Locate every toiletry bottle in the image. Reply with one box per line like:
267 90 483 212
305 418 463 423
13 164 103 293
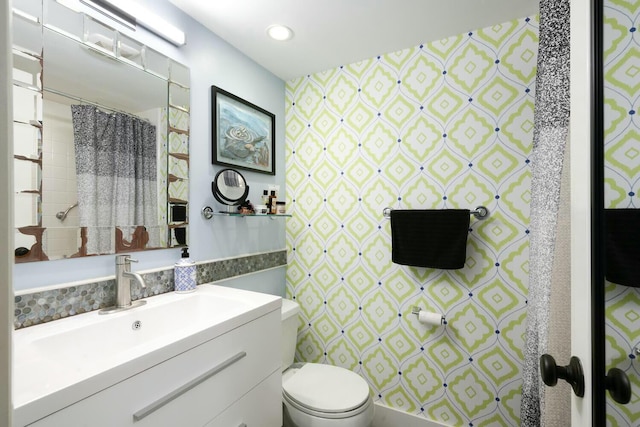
175 247 196 293
268 191 277 214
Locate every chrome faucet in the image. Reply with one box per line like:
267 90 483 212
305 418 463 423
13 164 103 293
99 254 147 314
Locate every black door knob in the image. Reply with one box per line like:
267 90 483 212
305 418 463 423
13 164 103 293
540 354 585 397
606 368 631 404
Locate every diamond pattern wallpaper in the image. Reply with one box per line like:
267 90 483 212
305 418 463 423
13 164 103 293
286 16 538 425
604 0 640 425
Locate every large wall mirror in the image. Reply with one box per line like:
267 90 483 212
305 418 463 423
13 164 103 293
600 0 639 423
12 0 190 263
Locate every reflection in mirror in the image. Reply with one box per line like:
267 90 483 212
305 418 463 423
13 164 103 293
12 2 190 263
71 104 160 255
602 0 640 421
212 169 249 206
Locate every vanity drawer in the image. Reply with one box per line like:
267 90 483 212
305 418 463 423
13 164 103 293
204 371 282 427
28 309 280 427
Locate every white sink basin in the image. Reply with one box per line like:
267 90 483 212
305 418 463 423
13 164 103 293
28 291 248 362
13 284 281 425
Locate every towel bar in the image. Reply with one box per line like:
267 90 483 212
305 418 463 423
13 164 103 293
382 206 489 220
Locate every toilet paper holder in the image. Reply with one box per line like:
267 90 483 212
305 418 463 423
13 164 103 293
411 306 446 324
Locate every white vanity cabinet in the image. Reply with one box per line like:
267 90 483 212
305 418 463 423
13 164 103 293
26 309 281 427
204 371 282 427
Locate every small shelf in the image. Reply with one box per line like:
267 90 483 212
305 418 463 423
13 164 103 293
201 206 290 220
215 212 292 218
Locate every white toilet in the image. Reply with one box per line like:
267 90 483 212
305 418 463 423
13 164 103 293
281 299 374 427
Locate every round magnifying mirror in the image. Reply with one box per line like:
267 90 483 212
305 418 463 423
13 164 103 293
212 168 249 206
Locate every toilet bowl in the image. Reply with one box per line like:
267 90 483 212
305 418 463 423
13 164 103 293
281 299 374 427
282 363 374 427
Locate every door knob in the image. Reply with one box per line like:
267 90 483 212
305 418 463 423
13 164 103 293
540 354 585 397
606 368 631 404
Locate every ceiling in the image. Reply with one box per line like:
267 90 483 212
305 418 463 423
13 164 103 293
169 0 540 81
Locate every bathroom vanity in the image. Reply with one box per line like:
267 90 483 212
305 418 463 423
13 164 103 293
13 285 282 427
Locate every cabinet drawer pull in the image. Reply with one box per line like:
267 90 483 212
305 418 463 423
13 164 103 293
133 351 247 422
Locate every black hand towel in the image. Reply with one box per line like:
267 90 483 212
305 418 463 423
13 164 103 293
605 209 640 287
390 209 470 269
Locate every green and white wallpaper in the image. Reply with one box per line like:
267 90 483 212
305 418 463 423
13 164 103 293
285 16 538 426
604 0 640 425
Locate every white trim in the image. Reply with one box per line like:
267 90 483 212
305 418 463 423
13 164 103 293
372 402 449 427
1 0 14 423
570 0 593 424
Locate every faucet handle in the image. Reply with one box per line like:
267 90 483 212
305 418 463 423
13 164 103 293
116 254 139 264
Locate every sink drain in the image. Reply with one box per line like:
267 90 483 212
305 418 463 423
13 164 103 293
132 320 142 330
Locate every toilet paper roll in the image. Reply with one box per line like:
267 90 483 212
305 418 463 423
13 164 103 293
417 310 444 326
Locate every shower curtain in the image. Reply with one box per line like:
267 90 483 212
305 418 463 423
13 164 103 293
71 105 158 255
520 0 570 425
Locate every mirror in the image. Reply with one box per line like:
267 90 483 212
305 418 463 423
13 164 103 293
212 169 249 206
12 0 190 263
601 0 639 420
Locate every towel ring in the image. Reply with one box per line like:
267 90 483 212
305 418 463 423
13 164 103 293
382 206 489 220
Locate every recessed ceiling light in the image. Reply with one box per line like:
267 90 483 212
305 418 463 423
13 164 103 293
266 24 294 41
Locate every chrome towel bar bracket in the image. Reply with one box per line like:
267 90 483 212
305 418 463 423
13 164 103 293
472 206 489 220
382 205 490 220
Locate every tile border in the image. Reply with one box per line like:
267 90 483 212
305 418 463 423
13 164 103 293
14 250 286 329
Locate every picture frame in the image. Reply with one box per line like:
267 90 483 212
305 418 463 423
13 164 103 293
211 86 276 175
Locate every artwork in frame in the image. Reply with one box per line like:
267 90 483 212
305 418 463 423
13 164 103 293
211 86 275 175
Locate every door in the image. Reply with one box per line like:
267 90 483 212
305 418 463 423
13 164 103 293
570 0 636 425
538 2 594 425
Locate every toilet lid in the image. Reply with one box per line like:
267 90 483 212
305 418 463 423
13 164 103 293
282 363 370 413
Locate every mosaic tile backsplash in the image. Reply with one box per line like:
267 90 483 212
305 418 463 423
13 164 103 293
603 0 640 424
285 15 538 427
14 250 286 329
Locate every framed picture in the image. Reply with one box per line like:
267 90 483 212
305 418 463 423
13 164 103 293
211 86 275 175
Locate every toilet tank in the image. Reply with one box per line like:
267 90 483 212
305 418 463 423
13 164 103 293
281 299 300 371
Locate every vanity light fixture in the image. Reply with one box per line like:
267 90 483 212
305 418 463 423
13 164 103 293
55 0 187 46
55 0 136 30
266 24 294 41
79 0 136 30
137 13 187 46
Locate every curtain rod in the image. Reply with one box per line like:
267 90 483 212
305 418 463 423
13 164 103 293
43 87 152 122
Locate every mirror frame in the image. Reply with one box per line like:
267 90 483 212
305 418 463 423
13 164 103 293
592 0 606 422
211 168 249 206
